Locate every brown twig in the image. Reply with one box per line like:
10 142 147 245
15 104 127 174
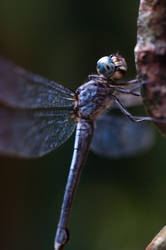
146 226 166 250
135 0 166 135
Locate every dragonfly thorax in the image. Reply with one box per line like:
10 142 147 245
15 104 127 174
73 80 114 121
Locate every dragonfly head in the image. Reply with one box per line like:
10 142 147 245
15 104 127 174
96 54 127 81
110 54 127 81
96 56 115 78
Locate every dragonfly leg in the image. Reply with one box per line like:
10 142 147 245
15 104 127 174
88 74 107 82
117 78 150 87
110 78 142 88
114 87 141 96
112 95 166 123
118 78 139 85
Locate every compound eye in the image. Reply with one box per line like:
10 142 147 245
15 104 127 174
96 56 115 78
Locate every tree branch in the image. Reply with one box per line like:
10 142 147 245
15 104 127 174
135 0 166 135
146 226 166 250
134 2 166 249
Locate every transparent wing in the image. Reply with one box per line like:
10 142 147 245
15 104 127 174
91 113 154 158
0 57 74 109
0 105 76 158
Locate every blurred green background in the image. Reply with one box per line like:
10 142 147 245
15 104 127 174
0 0 166 250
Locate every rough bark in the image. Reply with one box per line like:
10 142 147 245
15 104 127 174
135 0 166 135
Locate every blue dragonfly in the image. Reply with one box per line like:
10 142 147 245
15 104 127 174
0 54 163 250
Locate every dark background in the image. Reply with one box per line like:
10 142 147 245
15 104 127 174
0 0 166 250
